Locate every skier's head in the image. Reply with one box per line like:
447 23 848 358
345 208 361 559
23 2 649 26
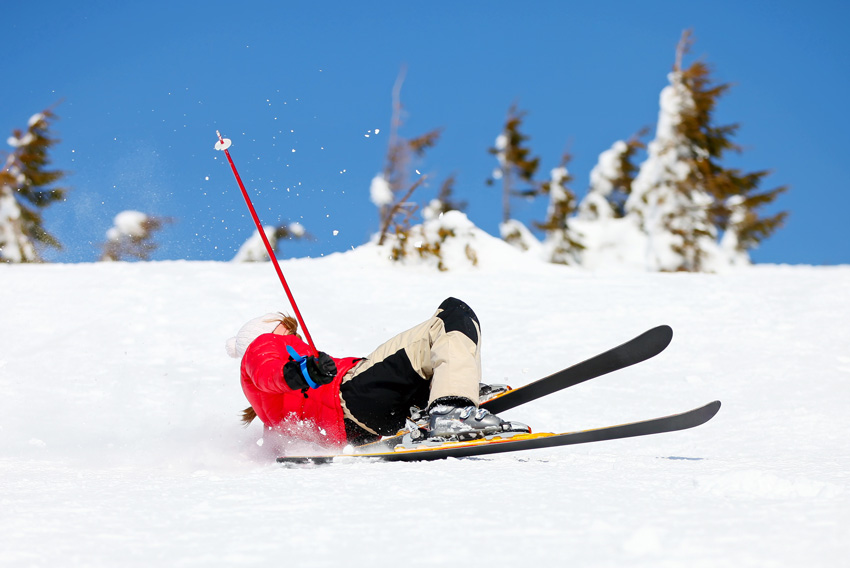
225 313 299 358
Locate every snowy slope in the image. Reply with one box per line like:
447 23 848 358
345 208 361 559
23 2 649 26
1 244 848 567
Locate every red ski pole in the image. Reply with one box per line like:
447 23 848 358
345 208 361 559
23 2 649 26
215 131 319 356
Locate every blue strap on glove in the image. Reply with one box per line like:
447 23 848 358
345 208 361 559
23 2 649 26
286 345 319 389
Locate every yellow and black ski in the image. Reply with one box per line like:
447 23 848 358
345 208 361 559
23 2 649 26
277 400 721 464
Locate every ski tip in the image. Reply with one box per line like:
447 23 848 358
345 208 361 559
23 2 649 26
708 399 721 414
642 324 673 350
699 400 722 424
655 324 673 341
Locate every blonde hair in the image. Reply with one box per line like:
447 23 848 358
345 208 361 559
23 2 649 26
241 312 300 427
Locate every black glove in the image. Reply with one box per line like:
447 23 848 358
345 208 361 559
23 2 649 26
307 352 337 384
283 352 337 390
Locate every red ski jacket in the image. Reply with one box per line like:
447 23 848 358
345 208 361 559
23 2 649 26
240 333 360 447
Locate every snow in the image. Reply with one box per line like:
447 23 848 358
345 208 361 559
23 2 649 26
369 174 393 207
106 210 149 241
232 226 276 262
499 218 541 253
0 155 35 263
546 165 570 205
288 221 305 238
27 112 46 128
6 132 34 148
0 190 25 261
571 215 649 272
232 223 307 262
587 140 628 207
1 243 849 566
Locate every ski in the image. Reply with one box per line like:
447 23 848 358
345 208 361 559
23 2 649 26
354 325 674 452
482 324 673 414
277 400 721 464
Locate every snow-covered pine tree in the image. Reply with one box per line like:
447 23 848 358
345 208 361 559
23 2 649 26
100 211 172 261
535 153 584 265
627 30 786 271
578 131 646 221
487 104 541 250
625 31 717 272
232 222 309 262
0 110 67 262
674 39 788 264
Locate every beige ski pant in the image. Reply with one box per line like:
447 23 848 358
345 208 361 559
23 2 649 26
339 297 482 436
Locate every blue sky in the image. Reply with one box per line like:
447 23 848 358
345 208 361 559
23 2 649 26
4 1 849 264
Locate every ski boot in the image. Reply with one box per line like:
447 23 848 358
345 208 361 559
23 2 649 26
406 398 530 444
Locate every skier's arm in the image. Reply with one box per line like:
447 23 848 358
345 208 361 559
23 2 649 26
245 335 335 393
245 345 290 393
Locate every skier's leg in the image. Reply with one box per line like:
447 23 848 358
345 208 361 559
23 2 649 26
339 297 482 436
426 297 482 406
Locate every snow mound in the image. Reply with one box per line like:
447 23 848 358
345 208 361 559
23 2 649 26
370 210 538 271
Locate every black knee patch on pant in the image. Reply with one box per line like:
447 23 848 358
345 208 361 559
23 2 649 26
437 297 479 344
340 349 431 436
